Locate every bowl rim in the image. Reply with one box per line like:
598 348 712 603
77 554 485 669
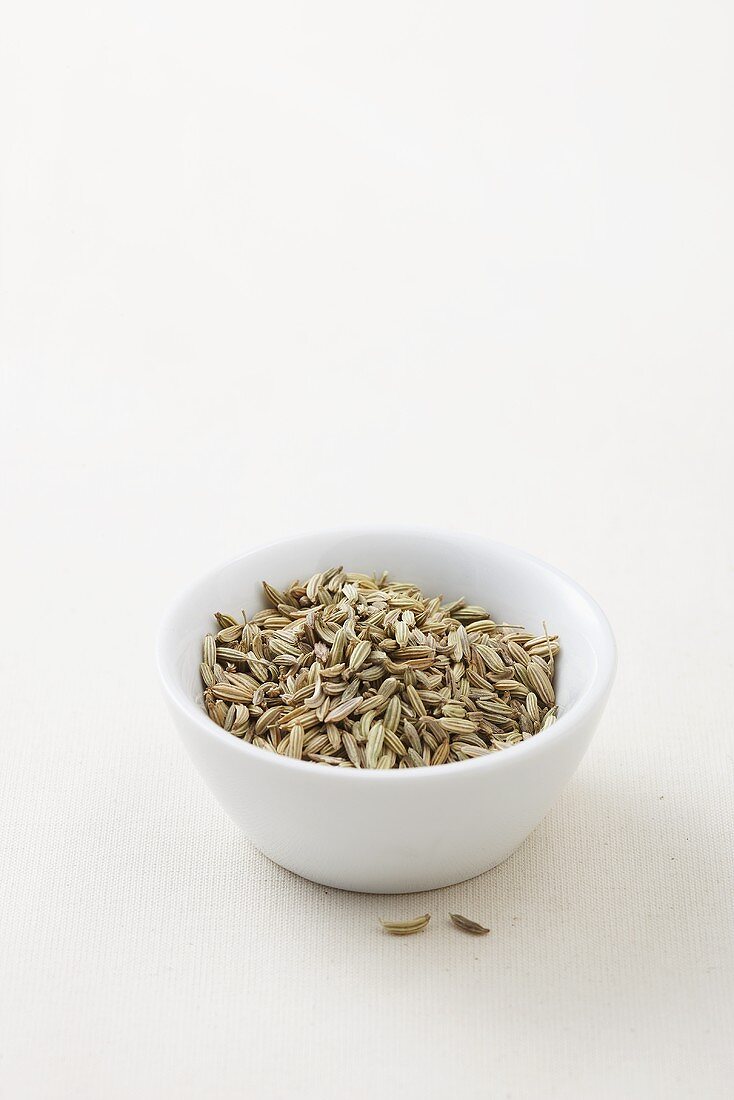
156 525 617 781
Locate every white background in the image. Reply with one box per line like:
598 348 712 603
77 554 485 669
1 2 733 1097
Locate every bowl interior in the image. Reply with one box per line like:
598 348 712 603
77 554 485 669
159 529 615 741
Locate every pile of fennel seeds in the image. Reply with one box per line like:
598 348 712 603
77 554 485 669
200 566 559 768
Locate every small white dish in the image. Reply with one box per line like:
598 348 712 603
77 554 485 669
157 528 616 893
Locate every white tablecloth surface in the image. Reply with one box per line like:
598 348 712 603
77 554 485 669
1 2 732 1096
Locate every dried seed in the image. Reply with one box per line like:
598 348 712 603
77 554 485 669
382 728 407 757
329 627 347 666
203 634 217 667
495 679 530 696
451 742 491 757
507 640 530 666
349 639 372 672
366 722 385 768
263 581 297 608
326 695 364 722
403 720 423 754
449 913 490 935
342 731 361 768
231 704 250 732
325 723 341 750
288 723 305 759
377 676 399 700
431 740 450 766
216 623 244 645
214 612 238 629
383 696 402 735
254 706 285 735
541 708 558 729
453 606 489 623
405 684 427 716
215 647 248 665
210 683 251 702
525 662 555 706
379 914 431 935
437 717 478 735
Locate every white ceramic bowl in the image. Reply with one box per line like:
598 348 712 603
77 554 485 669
157 528 616 893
